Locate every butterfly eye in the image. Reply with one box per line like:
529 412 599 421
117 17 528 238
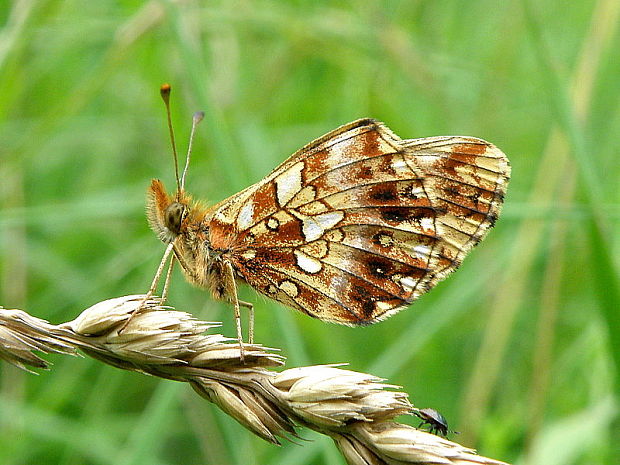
164 202 185 235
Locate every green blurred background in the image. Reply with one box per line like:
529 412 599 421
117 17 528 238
1 1 618 464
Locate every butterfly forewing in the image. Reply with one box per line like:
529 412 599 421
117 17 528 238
208 119 509 325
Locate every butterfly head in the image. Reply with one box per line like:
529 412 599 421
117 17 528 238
146 179 190 243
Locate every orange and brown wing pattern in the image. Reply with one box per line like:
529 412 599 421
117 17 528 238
208 119 510 325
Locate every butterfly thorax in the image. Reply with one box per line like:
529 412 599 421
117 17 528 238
178 218 236 300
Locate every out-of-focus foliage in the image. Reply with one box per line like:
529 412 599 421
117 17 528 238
0 1 618 464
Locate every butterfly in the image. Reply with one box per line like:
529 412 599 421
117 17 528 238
144 85 510 357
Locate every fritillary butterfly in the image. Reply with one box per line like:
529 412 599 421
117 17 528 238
145 86 510 355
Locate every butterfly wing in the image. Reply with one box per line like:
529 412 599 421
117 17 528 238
208 119 510 325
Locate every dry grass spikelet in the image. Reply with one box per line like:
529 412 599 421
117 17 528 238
0 296 509 465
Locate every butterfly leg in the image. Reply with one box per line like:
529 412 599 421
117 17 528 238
223 260 246 361
239 300 254 343
148 242 175 297
161 256 176 303
120 242 175 332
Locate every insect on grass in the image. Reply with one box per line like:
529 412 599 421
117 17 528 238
413 407 457 437
143 84 510 360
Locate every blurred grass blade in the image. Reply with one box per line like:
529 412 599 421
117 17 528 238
522 0 620 381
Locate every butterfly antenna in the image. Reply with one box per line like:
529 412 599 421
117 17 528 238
180 111 205 191
160 83 181 197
